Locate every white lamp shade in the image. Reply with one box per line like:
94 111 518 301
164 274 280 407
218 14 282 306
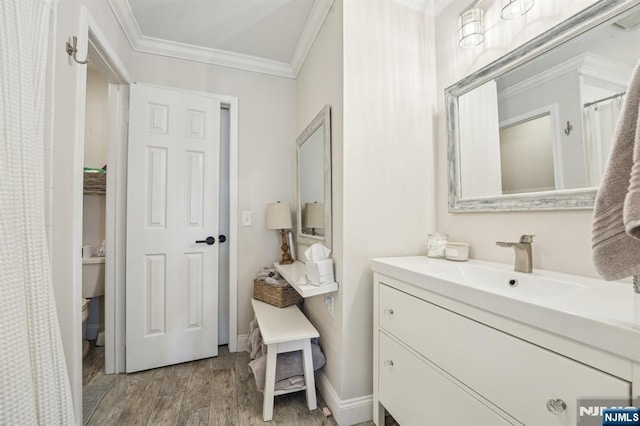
303 202 324 228
266 202 292 229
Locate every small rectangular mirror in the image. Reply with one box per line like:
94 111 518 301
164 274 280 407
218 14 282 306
296 105 332 250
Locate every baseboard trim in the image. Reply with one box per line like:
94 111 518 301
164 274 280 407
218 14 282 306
236 333 248 353
316 371 373 426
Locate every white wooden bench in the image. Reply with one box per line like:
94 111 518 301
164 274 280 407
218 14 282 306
251 298 320 421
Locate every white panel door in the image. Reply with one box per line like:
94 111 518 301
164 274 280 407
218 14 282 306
458 80 502 198
126 83 220 372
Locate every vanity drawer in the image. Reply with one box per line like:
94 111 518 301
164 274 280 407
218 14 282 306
378 332 515 426
378 283 631 425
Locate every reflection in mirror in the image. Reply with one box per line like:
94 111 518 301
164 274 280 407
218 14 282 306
296 105 331 249
303 202 324 236
299 127 325 236
447 1 640 211
499 113 555 195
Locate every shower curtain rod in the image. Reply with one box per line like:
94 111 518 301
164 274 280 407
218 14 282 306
584 91 626 108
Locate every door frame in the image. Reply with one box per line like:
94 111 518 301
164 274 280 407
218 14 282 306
61 6 132 417
71 4 239 402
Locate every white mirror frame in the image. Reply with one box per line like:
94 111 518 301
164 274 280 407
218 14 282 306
296 105 332 248
446 0 636 212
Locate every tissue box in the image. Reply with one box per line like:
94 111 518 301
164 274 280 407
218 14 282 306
306 259 334 286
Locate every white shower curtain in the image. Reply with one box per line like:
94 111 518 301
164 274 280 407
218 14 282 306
584 96 624 187
0 0 75 424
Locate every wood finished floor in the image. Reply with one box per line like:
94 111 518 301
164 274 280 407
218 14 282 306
84 345 389 426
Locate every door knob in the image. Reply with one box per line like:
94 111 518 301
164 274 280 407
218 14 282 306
219 235 227 243
195 236 215 245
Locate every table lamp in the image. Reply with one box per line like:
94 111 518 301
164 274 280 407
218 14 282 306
266 202 294 265
303 202 324 236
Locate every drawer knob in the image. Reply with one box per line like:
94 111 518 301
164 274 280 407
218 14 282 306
384 360 394 367
546 399 567 415
384 309 394 315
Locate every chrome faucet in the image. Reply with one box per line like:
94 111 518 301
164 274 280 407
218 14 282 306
496 235 534 273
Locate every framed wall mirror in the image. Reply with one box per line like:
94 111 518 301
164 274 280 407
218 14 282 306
296 105 332 250
446 0 640 212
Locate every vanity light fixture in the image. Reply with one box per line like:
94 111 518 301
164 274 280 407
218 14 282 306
266 202 294 265
500 0 535 20
458 0 485 49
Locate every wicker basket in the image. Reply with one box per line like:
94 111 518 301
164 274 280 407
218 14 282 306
83 171 106 194
253 278 303 308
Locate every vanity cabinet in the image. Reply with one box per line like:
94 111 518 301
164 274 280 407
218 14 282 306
378 331 514 425
373 273 633 426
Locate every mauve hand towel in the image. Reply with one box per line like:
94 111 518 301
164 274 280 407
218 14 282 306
592 59 640 280
248 343 326 391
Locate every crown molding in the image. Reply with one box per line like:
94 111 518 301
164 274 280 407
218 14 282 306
290 0 335 75
497 52 630 102
135 36 296 78
433 0 454 16
108 0 336 79
107 0 143 48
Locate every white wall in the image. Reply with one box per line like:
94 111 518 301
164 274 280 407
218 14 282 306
48 1 134 420
296 0 345 405
83 69 108 250
435 0 602 278
342 0 436 401
132 52 296 335
84 68 109 168
297 3 437 414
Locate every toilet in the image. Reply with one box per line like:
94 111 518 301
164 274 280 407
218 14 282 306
82 256 106 355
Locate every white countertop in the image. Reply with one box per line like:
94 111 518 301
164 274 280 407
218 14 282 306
372 256 640 362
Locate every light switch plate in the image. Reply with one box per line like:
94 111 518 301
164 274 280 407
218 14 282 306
325 295 335 317
241 211 252 227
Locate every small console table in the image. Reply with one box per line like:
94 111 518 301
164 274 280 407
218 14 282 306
273 260 338 298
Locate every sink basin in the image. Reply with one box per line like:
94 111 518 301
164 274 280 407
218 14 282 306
403 260 590 300
371 256 640 361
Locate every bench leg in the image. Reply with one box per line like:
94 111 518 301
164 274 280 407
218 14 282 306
263 344 277 421
302 339 317 411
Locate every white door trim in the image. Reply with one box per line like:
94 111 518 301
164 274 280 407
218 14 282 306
80 8 132 378
64 6 133 418
104 83 128 375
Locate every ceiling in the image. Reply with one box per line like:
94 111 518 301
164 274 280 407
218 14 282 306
128 0 315 64
109 0 450 78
